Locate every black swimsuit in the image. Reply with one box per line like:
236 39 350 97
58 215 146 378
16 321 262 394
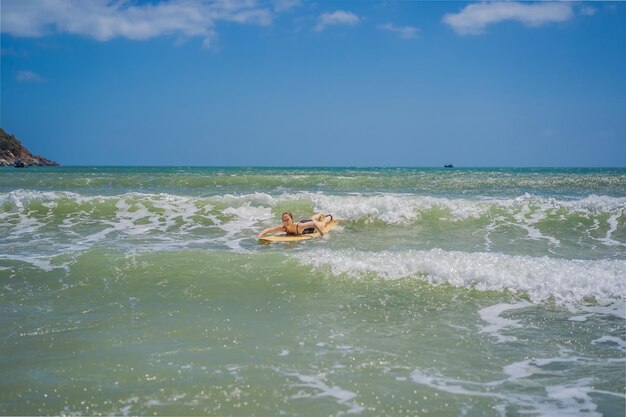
290 220 314 235
289 215 332 235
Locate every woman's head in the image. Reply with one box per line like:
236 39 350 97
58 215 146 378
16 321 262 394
281 211 293 223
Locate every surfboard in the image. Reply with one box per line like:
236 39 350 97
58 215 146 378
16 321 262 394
258 220 337 243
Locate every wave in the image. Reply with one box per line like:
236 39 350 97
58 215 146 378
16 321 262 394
311 193 626 250
2 186 625 305
0 190 275 253
3 190 624 222
309 192 626 223
1 190 624 258
294 248 626 305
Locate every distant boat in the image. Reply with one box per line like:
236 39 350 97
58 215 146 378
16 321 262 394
443 164 454 168
13 160 25 168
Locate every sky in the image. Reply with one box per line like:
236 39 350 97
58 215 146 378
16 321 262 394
1 0 625 167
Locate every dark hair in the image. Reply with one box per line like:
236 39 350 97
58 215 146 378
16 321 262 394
282 211 293 220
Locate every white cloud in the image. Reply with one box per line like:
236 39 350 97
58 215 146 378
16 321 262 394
0 0 273 48
15 70 45 83
272 0 300 12
378 23 419 39
315 10 359 32
580 6 597 17
442 2 574 36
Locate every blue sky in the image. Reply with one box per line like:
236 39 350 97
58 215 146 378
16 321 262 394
1 0 625 166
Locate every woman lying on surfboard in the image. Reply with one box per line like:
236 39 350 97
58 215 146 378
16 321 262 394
257 212 333 238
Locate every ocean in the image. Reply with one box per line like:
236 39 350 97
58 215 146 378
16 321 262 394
1 166 624 416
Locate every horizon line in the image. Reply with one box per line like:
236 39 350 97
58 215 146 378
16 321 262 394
3 165 626 169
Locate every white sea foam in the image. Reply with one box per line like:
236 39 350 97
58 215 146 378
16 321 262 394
294 249 626 305
2 190 624 233
217 203 273 251
0 253 59 272
409 368 507 399
308 192 625 249
410 367 608 417
2 190 624 269
308 192 626 224
591 335 626 353
311 193 423 224
511 203 561 246
288 372 365 414
503 356 581 381
213 192 280 208
567 302 626 321
542 379 602 417
0 190 276 253
597 212 626 247
478 301 532 343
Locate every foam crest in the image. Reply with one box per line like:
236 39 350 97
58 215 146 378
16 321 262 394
0 189 94 207
3 190 624 224
75 193 204 245
2 190 624 262
213 192 279 207
218 203 273 250
310 193 422 224
0 191 279 257
309 192 626 226
558 194 626 213
294 249 626 305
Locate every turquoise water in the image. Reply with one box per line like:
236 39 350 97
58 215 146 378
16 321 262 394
1 167 625 416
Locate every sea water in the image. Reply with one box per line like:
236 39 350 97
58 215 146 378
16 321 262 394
0 167 624 416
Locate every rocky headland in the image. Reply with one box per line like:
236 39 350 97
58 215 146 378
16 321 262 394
0 128 59 167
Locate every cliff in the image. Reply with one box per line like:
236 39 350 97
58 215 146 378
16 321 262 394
0 128 59 167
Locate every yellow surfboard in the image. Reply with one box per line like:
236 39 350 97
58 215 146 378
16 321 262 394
258 220 338 243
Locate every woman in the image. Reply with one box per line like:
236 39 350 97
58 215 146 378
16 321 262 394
257 212 333 238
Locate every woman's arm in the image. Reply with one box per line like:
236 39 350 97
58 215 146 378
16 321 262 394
257 225 284 238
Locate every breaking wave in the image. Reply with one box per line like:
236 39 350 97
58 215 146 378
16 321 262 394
294 248 626 305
